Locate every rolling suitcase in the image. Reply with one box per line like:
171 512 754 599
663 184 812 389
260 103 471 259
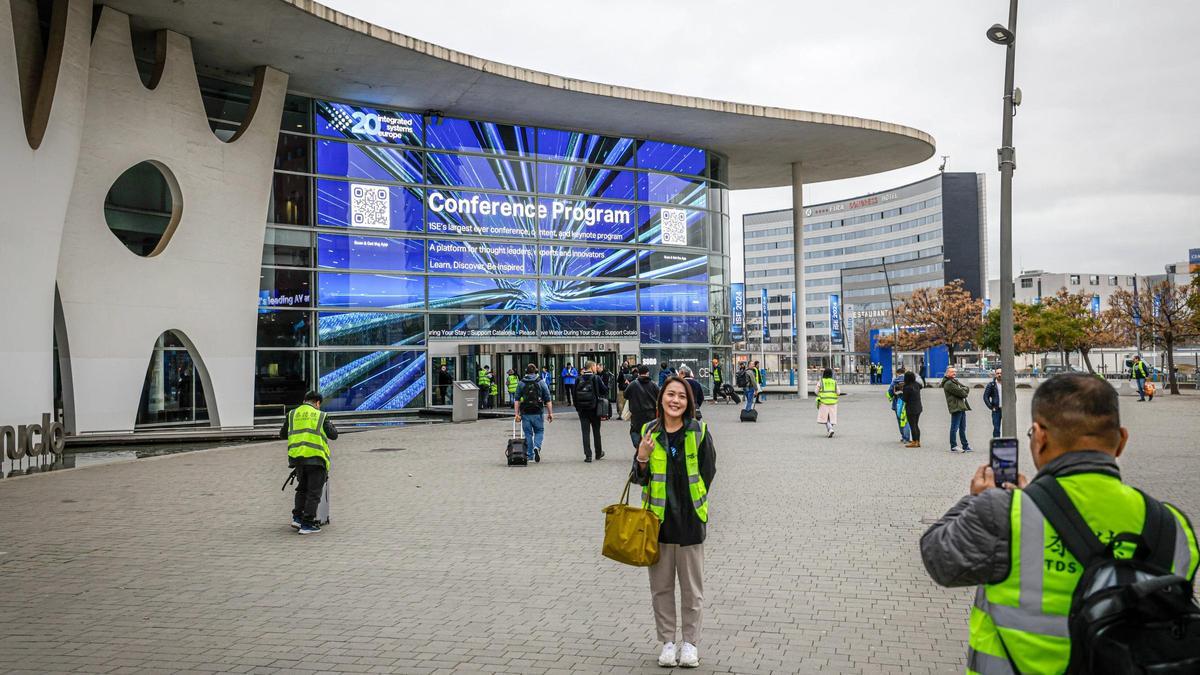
740 408 758 423
316 477 330 525
506 420 528 466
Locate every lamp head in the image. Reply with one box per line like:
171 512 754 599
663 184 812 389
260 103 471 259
987 23 1015 45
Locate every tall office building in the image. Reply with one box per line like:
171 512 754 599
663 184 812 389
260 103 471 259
740 173 986 371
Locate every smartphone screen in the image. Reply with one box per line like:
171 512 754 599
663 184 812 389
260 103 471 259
990 437 1019 488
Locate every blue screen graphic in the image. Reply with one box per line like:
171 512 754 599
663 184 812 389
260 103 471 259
540 245 637 278
541 314 637 338
536 129 636 166
427 276 536 311
315 140 422 183
317 234 424 271
538 164 637 201
640 315 708 345
425 117 535 156
537 199 638 243
639 283 708 313
425 190 538 238
314 100 422 146
639 172 707 206
428 313 535 338
638 251 708 282
539 280 636 312
320 349 426 412
317 272 424 310
426 152 534 192
315 179 423 231
638 206 708 248
428 240 536 276
317 311 425 347
637 141 706 177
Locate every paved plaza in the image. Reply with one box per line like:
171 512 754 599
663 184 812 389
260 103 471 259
1 386 1197 674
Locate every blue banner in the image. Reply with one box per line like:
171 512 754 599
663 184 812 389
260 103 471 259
1091 295 1101 318
730 283 745 342
791 292 797 339
829 293 843 345
761 288 770 343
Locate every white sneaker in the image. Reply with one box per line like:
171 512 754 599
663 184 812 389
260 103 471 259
657 642 677 667
678 642 699 668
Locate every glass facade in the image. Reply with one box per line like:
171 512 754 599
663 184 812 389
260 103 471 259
227 86 730 414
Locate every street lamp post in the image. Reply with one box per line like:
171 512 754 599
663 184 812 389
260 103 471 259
989 1 1019 437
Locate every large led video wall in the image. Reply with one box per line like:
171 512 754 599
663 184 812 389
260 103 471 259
258 97 730 412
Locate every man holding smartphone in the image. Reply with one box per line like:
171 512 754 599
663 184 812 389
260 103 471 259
919 374 1199 673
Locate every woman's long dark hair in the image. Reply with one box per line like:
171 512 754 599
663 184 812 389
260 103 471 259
655 375 696 428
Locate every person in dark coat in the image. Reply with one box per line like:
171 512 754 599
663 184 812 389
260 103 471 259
625 364 660 450
902 371 923 448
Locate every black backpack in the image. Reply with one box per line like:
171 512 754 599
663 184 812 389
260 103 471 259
1024 478 1200 674
517 380 544 415
574 374 597 407
736 369 751 388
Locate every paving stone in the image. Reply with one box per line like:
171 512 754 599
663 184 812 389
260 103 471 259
1 388 1196 673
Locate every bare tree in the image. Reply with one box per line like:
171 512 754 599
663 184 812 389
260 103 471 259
1110 280 1199 394
877 280 985 364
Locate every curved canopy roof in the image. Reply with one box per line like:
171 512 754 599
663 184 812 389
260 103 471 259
110 0 936 189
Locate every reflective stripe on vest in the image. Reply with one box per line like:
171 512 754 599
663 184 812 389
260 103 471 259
967 476 1200 674
640 420 708 523
817 378 838 405
287 404 330 470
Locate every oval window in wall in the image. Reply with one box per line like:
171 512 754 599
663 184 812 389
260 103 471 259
103 161 181 256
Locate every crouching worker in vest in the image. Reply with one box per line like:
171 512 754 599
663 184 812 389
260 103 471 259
281 391 338 535
920 374 1199 674
633 376 716 669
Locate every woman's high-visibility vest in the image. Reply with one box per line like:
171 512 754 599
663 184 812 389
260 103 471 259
640 420 709 524
966 473 1198 674
507 374 519 393
817 377 839 406
287 404 330 470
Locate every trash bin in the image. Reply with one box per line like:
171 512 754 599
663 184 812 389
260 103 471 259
452 381 479 422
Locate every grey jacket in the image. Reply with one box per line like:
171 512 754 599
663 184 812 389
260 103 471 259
919 451 1120 587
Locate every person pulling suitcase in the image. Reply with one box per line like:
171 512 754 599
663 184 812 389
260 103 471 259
281 390 337 535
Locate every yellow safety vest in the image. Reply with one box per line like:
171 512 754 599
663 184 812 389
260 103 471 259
966 473 1199 674
507 375 519 393
817 377 838 406
640 420 709 524
286 404 330 470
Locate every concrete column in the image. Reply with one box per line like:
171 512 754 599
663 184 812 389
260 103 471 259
791 162 807 398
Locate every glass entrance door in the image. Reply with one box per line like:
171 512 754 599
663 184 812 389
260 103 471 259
431 356 455 406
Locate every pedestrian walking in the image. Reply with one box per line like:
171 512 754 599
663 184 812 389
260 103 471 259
658 361 676 387
633 376 716 669
983 368 1003 438
888 366 911 443
477 365 493 409
562 362 578 406
919 374 1199 673
573 361 607 462
513 364 554 463
709 357 724 402
598 364 614 419
505 368 519 406
902 372 923 448
624 364 659 450
919 357 929 388
616 357 634 412
434 363 452 405
281 390 337 535
1131 355 1150 401
942 366 973 453
736 362 757 413
678 366 704 419
753 361 766 402
816 368 841 437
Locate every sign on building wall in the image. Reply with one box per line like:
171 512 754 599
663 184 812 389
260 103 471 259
791 291 797 339
730 283 745 342
1091 295 1101 318
1190 248 1200 274
845 304 855 352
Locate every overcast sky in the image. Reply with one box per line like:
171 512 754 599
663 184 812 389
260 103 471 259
323 0 1200 285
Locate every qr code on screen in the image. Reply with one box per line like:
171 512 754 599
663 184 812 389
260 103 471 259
350 183 390 229
660 208 688 246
